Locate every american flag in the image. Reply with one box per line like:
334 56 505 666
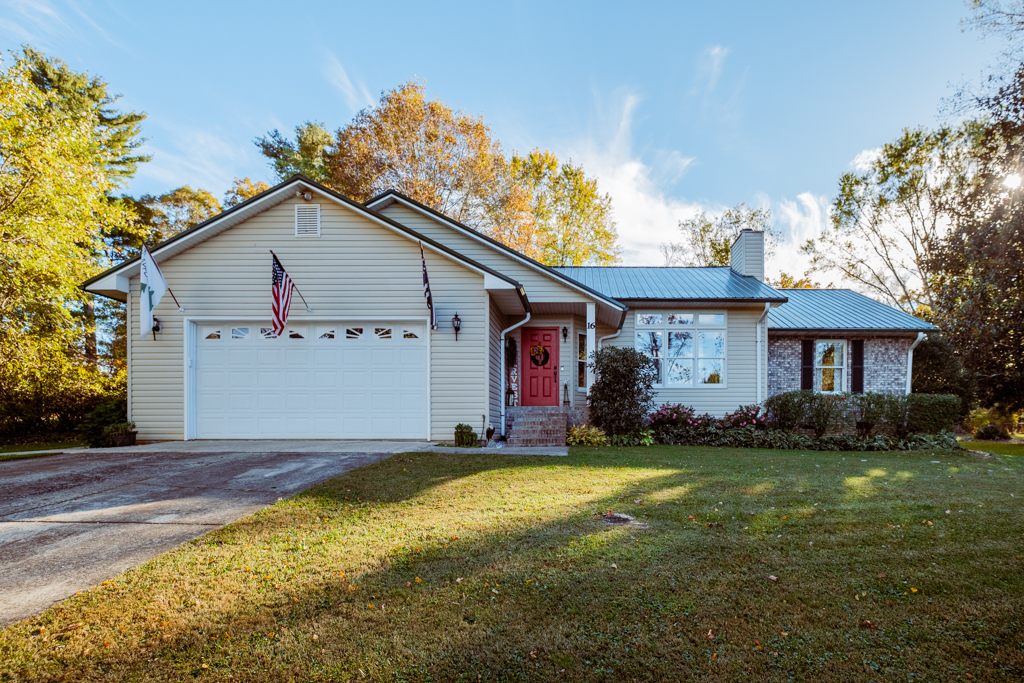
271 253 294 336
420 241 437 330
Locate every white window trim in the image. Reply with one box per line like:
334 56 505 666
813 339 847 394
634 310 728 389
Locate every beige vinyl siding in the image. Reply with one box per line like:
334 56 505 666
607 305 765 416
128 197 487 442
488 296 509 429
378 204 592 304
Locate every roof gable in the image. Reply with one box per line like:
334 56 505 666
82 176 525 303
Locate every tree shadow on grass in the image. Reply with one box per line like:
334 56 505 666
4 447 1022 682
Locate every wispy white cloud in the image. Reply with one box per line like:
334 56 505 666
851 147 882 172
0 0 68 43
561 91 704 266
323 51 374 113
559 89 832 279
134 120 252 198
769 192 831 282
692 45 730 95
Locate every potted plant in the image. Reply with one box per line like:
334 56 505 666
104 422 137 447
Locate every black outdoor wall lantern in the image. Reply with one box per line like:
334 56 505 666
452 312 462 341
562 326 568 343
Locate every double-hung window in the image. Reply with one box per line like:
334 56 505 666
814 340 845 392
635 312 727 387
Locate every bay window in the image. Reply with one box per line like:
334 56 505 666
635 311 727 387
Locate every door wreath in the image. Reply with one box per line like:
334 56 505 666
530 344 550 367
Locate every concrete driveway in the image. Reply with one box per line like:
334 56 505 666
0 442 425 627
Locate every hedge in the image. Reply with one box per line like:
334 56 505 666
761 390 960 437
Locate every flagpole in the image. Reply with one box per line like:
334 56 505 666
166 287 185 313
269 250 313 313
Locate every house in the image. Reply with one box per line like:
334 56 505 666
82 175 937 446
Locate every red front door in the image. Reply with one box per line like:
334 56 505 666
520 327 559 406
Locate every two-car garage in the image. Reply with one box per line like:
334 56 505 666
191 321 428 439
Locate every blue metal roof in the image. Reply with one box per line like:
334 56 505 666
768 289 937 332
553 267 787 301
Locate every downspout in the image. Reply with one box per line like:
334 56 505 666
597 307 628 350
905 332 925 394
597 329 622 350
500 312 531 437
756 302 770 404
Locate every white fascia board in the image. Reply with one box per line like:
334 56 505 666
484 273 516 290
368 193 626 311
84 272 131 301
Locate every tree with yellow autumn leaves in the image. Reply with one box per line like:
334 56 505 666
257 81 620 266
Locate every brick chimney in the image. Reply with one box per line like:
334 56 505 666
730 229 765 281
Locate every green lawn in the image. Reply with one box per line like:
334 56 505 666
2 446 1022 681
960 440 1024 457
0 441 83 459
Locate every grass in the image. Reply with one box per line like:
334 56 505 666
960 440 1024 457
0 441 83 458
1 445 1022 681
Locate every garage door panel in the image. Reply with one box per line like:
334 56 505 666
195 322 427 440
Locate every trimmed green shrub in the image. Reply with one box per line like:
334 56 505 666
77 399 127 448
805 393 850 437
850 392 887 436
762 390 809 431
588 346 657 437
566 424 607 446
975 423 1011 440
652 424 960 452
908 394 960 434
454 423 478 447
883 394 960 437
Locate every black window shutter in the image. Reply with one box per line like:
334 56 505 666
851 339 864 394
801 340 814 390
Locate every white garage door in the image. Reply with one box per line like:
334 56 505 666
193 322 428 439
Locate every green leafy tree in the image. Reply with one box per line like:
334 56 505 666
22 47 149 363
661 203 777 267
803 126 975 313
255 121 333 184
1 51 134 435
911 335 978 419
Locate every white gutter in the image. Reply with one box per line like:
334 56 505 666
756 302 770 404
905 332 925 394
500 312 531 437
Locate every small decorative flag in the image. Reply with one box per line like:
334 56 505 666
139 245 168 339
271 252 294 336
420 241 437 330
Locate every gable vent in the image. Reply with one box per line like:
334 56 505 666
295 204 321 237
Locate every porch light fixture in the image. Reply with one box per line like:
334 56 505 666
151 317 161 340
562 326 568 343
452 312 462 341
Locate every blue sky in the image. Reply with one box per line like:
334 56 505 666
0 0 999 275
